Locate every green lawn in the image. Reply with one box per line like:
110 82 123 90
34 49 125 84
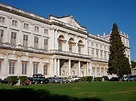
0 81 136 101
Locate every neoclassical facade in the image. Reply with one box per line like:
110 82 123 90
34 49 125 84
0 3 131 79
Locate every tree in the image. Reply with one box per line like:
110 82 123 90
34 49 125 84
131 60 136 68
108 23 131 79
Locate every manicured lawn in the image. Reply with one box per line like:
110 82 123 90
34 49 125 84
0 81 136 101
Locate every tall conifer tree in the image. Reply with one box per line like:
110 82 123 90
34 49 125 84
108 23 131 79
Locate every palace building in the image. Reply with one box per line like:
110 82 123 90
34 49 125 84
0 3 131 79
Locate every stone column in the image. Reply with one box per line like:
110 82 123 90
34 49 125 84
28 57 33 77
3 53 9 78
86 62 88 76
89 62 92 76
78 61 81 77
54 58 57 76
68 59 71 76
57 59 60 76
17 54 21 76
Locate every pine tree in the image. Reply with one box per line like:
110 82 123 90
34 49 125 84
108 23 131 79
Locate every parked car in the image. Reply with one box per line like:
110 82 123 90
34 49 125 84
109 77 119 81
30 74 49 84
102 76 109 81
47 77 56 83
127 75 136 81
1 77 8 84
0 78 2 83
122 76 128 81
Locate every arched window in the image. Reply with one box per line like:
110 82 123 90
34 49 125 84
78 40 83 54
58 35 65 51
68 38 75 52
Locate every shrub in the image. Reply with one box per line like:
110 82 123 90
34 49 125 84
7 76 18 86
19 76 27 85
96 77 102 81
87 76 93 82
81 76 87 82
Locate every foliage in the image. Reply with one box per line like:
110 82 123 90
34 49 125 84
108 23 131 78
131 60 136 68
81 76 93 82
96 77 102 81
19 76 27 85
7 76 18 86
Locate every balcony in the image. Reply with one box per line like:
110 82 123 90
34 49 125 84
49 50 91 59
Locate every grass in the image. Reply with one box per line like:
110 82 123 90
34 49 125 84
0 81 136 101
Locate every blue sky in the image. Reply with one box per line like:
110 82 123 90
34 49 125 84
0 0 136 61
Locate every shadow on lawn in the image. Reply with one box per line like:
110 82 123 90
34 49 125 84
0 88 102 101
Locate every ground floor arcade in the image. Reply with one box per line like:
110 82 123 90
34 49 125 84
0 49 108 79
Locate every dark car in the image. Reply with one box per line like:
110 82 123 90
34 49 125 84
30 74 49 84
0 78 2 83
109 77 119 81
127 75 136 81
1 77 8 84
102 76 109 81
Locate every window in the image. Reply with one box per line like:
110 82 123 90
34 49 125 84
44 29 48 34
43 64 48 75
91 42 93 46
78 40 83 54
104 51 107 59
12 20 17 26
0 29 4 43
22 63 27 74
69 44 72 52
23 35 28 47
9 62 15 74
33 64 38 74
100 50 103 59
0 17 5 23
92 48 94 57
24 23 29 29
34 36 38 49
58 41 62 51
44 39 48 50
11 32 16 46
34 26 39 32
96 43 98 47
96 49 99 58
78 45 81 54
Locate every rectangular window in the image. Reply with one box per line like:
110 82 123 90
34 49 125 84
12 20 17 26
44 39 48 50
96 49 99 58
100 50 103 59
0 17 5 23
34 26 39 32
104 51 107 59
9 62 15 74
43 64 48 75
23 34 28 47
92 48 94 58
22 63 27 74
78 46 81 54
0 29 4 44
69 44 72 52
58 41 62 51
33 64 38 74
34 37 38 49
11 32 16 46
44 29 48 34
24 23 29 29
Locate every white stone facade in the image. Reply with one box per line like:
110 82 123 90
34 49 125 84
0 3 131 79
